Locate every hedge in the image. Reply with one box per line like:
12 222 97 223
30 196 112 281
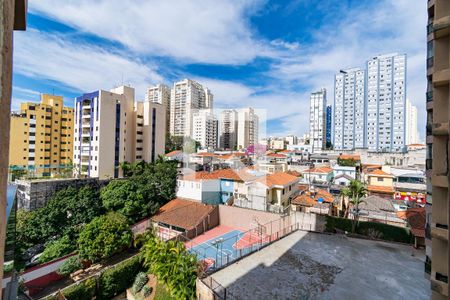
44 255 143 300
325 216 413 244
98 255 143 300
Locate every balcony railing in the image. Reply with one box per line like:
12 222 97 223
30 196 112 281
427 91 433 102
427 22 434 34
427 57 434 69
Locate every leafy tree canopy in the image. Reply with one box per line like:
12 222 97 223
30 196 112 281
78 212 132 262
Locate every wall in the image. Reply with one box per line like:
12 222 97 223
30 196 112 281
218 205 283 231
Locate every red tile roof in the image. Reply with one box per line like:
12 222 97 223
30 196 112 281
368 169 393 177
303 167 333 174
182 168 260 182
286 170 301 177
152 198 216 230
165 150 182 157
292 189 334 207
405 208 426 238
367 185 395 194
266 153 287 158
195 152 217 157
339 154 361 161
257 172 299 187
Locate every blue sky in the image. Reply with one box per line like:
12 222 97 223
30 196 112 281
12 0 426 137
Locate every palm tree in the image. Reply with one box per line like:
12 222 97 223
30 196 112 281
341 179 367 233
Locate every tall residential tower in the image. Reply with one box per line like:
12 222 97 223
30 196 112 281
309 89 327 151
220 109 238 150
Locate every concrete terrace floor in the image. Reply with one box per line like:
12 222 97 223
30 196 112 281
211 231 430 300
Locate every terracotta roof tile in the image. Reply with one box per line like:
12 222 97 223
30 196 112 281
266 153 287 158
151 198 216 230
368 169 393 177
165 150 182 157
182 168 261 182
405 207 426 238
367 185 395 194
257 172 299 187
339 154 361 161
292 189 334 206
303 167 333 174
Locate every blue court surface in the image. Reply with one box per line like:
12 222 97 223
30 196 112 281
188 229 265 270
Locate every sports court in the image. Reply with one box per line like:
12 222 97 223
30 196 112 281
185 225 271 270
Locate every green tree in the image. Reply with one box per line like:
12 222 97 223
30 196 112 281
165 134 184 153
182 137 200 154
57 255 83 276
119 161 133 177
39 235 76 263
337 158 356 167
141 236 199 299
77 212 132 262
341 179 367 233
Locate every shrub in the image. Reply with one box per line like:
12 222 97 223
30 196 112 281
131 272 149 294
78 212 132 262
40 236 76 263
142 286 153 297
142 236 199 299
62 277 96 300
58 256 83 276
97 255 143 300
325 216 413 244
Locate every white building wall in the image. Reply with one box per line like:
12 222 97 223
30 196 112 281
192 110 218 149
237 107 259 149
366 53 406 152
406 98 419 145
309 88 326 152
146 84 170 133
220 109 238 150
333 68 365 150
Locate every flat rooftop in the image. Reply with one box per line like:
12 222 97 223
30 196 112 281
211 231 429 299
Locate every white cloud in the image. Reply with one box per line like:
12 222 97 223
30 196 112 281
14 29 163 100
29 0 274 65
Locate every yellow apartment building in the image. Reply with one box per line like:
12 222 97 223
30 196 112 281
9 94 74 177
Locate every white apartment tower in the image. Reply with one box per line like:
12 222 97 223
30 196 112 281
192 110 218 149
220 109 238 150
366 53 406 152
334 68 366 150
169 79 212 138
73 86 165 179
309 89 327 151
237 108 259 149
406 98 419 145
146 84 170 133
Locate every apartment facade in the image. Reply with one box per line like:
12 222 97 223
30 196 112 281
9 94 74 177
220 109 238 150
326 105 332 146
192 110 218 149
169 79 212 138
309 88 327 151
145 83 170 134
426 1 449 299
406 98 419 145
73 86 165 179
237 107 259 149
334 68 366 150
366 53 406 152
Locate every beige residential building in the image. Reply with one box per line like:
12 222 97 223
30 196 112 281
192 109 218 149
73 86 165 179
145 83 170 134
9 94 74 177
220 109 238 150
237 107 259 149
169 79 212 138
426 1 450 299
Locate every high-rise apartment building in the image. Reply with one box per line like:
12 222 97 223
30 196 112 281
309 89 327 151
146 84 170 134
326 105 332 146
406 98 419 145
169 79 212 138
192 110 218 149
426 1 449 299
73 86 165 179
237 108 259 150
220 109 238 150
366 53 406 152
285 135 298 146
9 94 74 177
334 68 366 150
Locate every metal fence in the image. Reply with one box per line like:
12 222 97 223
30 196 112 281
186 216 299 272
